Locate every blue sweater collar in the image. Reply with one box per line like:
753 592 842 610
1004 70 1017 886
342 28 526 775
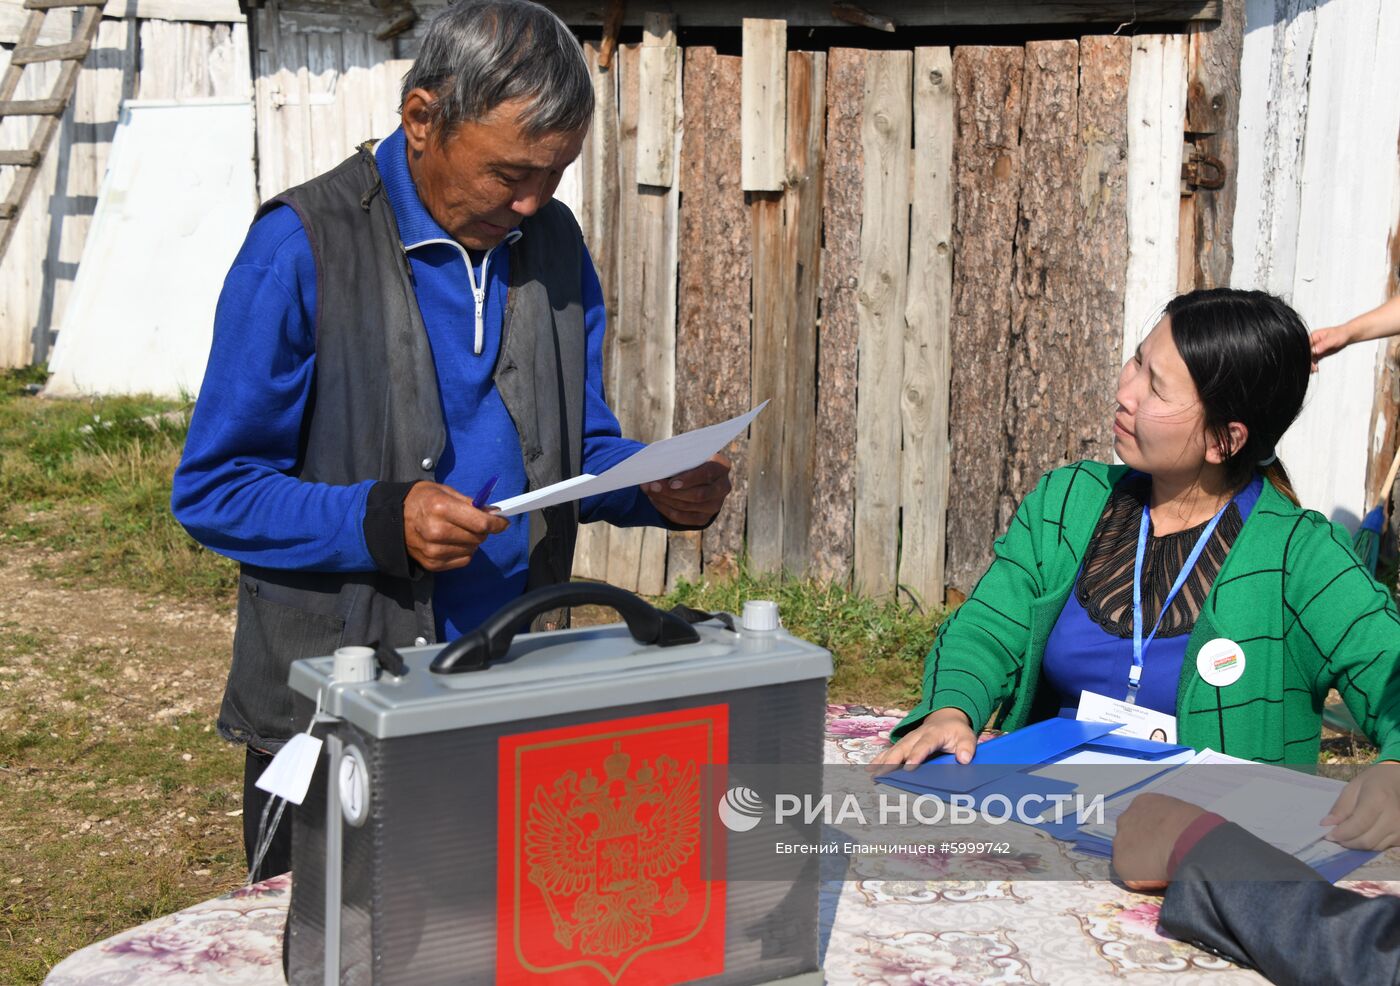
374 127 523 252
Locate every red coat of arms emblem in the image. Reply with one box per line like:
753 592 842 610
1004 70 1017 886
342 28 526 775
497 705 728 983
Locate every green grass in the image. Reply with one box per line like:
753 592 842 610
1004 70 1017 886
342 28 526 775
0 368 236 602
0 620 245 985
663 562 942 708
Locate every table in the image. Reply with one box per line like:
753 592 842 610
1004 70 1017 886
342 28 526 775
46 705 1400 985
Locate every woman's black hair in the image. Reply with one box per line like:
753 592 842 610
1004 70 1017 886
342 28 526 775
1165 288 1312 504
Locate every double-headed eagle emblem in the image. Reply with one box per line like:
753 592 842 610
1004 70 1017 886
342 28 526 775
524 742 701 958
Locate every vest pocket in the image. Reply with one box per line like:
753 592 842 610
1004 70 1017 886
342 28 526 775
222 578 346 751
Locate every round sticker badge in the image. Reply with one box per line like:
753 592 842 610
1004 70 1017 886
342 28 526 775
1197 637 1246 688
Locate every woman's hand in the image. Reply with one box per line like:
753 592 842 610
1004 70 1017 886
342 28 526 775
1311 298 1400 371
1323 761 1400 850
871 707 977 772
1310 323 1358 370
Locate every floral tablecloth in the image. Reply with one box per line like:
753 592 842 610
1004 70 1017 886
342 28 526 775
46 705 1400 985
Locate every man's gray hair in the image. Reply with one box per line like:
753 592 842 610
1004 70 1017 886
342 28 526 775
402 0 593 138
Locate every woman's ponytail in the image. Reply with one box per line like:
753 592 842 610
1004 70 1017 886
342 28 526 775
1262 458 1300 506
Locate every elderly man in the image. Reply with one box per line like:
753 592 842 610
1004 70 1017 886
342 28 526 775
172 0 731 880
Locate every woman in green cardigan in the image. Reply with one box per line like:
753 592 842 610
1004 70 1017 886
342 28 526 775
875 288 1400 839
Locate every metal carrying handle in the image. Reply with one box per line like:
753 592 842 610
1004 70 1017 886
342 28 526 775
429 581 701 674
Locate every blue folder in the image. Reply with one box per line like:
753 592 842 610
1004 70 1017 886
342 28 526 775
872 717 1374 881
878 766 1078 812
1082 732 1192 760
1315 849 1379 882
875 718 1126 795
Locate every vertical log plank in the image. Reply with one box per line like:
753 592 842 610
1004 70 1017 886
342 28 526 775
667 43 707 585
811 47 865 585
580 41 622 388
605 42 645 592
1076 35 1131 457
303 29 343 178
779 49 825 576
744 18 789 573
1185 0 1243 290
253 0 288 199
603 42 677 595
368 58 412 141
1003 40 1080 523
572 41 621 582
741 17 785 192
900 46 953 610
671 47 752 587
634 35 682 596
635 11 678 188
747 187 786 573
944 46 1024 599
852 49 911 598
1123 36 1187 359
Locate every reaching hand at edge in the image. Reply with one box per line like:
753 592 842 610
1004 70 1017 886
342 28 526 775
1323 761 1400 851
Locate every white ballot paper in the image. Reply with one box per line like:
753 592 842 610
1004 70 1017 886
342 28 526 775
490 401 769 517
1080 748 1348 861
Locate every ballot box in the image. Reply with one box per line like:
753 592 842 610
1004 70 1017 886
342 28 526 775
284 582 832 986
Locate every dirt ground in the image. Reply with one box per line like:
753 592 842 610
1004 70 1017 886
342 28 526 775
0 541 244 983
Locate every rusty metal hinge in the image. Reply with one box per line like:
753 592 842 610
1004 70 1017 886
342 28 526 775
1183 150 1226 191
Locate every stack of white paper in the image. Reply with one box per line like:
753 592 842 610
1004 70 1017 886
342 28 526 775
1080 748 1348 862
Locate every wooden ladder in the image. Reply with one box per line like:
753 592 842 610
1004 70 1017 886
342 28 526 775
0 0 105 263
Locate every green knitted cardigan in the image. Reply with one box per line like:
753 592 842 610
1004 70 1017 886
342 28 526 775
892 461 1400 764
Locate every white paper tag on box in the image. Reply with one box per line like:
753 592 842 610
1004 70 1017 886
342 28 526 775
254 732 323 805
1076 690 1178 743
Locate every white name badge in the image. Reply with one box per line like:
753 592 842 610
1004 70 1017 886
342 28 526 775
1076 690 1178 743
1197 637 1246 688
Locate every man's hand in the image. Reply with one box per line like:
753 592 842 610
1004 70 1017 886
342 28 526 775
1112 793 1207 892
643 454 732 527
1323 761 1400 851
870 707 978 772
403 482 510 572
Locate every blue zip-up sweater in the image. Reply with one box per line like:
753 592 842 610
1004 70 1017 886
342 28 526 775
173 128 665 638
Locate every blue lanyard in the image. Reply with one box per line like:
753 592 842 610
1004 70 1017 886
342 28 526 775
1129 499 1229 704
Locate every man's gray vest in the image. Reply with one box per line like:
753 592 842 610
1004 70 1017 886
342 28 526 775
220 143 586 752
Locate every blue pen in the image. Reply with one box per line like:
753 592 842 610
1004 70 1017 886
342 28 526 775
472 473 500 509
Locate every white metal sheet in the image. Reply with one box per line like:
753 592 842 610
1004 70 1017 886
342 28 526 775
44 99 256 399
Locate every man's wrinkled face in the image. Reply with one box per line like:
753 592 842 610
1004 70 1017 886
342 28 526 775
402 92 585 251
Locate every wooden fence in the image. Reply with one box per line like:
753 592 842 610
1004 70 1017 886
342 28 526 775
558 26 1207 607
3 3 1251 607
